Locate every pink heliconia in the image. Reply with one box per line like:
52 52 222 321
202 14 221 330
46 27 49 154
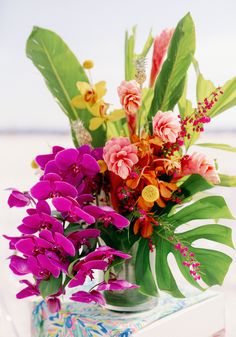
117 80 141 137
149 28 174 87
103 137 139 179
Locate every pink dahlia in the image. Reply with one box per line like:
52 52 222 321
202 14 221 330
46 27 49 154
181 152 220 184
103 137 138 179
152 111 181 143
117 80 141 137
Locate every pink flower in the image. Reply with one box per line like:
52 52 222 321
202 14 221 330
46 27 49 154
117 80 141 136
181 152 220 184
149 28 174 87
152 111 181 143
103 137 138 179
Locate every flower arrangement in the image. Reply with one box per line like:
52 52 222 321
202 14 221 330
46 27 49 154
5 13 236 312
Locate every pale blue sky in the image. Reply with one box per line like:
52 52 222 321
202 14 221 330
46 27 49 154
1 0 236 132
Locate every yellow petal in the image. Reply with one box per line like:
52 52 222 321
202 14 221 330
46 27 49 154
31 159 39 169
88 102 102 117
71 95 86 109
76 82 92 95
95 81 106 99
97 160 107 173
89 117 104 130
108 109 125 121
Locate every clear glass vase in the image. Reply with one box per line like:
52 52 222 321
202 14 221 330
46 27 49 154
104 244 158 312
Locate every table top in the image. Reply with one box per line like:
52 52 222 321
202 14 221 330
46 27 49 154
31 289 220 337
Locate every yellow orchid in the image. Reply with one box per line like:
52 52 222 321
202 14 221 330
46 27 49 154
71 81 106 110
89 101 125 131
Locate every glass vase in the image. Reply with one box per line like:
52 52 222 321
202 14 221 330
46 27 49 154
104 244 158 312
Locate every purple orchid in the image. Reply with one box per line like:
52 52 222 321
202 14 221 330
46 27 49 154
97 279 139 291
70 290 105 306
18 201 63 234
46 297 61 313
7 189 31 208
9 255 30 275
16 280 40 299
84 205 130 229
52 197 95 224
67 228 100 250
35 146 64 170
68 259 108 288
31 173 77 200
84 246 131 262
44 147 100 186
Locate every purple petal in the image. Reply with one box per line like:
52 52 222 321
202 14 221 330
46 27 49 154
68 272 87 288
54 232 75 256
39 229 54 243
52 197 72 213
44 160 60 175
8 190 31 208
54 181 78 198
36 200 51 214
17 224 38 234
37 254 61 278
27 256 41 276
55 148 79 170
42 173 62 182
81 154 100 175
73 206 95 224
31 181 52 200
70 290 105 306
9 255 30 275
109 212 130 229
97 279 139 291
15 238 35 256
46 298 61 313
83 205 104 218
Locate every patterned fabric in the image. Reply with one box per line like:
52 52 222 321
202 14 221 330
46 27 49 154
31 289 218 337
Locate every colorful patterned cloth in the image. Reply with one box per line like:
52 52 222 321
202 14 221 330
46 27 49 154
31 289 218 337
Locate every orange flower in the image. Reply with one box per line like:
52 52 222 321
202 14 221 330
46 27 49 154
133 211 158 238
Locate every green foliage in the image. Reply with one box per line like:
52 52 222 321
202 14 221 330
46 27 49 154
219 174 236 187
178 174 213 200
149 13 195 118
196 143 236 152
140 30 154 58
26 26 105 147
135 238 158 296
39 274 62 298
125 27 136 81
193 59 215 102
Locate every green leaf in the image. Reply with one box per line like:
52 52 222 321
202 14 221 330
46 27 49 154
138 88 154 131
218 174 236 187
26 26 105 147
125 27 136 81
196 143 236 152
178 78 194 119
208 77 236 117
193 59 215 102
178 174 213 199
168 196 234 227
148 13 195 117
39 274 62 298
140 30 154 58
64 223 82 235
135 238 158 297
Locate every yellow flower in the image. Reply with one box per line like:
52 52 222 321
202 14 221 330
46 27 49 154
83 60 94 69
31 159 39 169
97 160 107 173
71 81 106 110
89 101 125 131
142 185 160 202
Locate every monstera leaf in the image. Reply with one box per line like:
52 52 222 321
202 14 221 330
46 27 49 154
148 13 195 118
26 27 105 147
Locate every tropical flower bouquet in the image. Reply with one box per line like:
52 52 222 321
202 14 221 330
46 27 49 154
5 13 236 313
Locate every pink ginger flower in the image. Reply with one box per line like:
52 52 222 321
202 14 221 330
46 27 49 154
117 80 141 137
103 137 138 179
152 111 181 143
149 28 174 87
181 152 220 184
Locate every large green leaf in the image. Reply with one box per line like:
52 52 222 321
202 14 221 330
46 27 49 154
178 174 213 199
167 196 234 227
148 13 195 117
39 274 62 298
26 26 105 147
196 143 236 152
193 59 215 102
154 223 233 297
135 238 158 297
219 174 236 187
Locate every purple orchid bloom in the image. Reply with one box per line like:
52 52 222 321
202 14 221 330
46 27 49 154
68 258 108 288
35 146 64 169
46 297 61 313
18 201 63 234
70 290 105 306
84 246 131 262
16 280 40 299
67 229 100 250
31 173 78 200
44 148 100 185
84 205 129 229
3 234 32 250
7 189 31 208
39 230 75 256
9 255 30 275
52 197 95 224
97 279 139 291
